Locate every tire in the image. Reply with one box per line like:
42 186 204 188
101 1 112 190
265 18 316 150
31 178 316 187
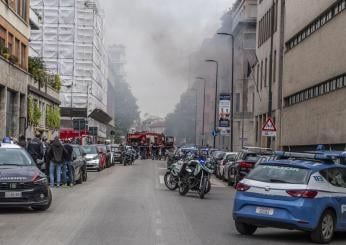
206 180 211 193
199 177 208 199
310 209 335 243
32 188 52 211
178 181 189 196
233 169 240 188
76 169 83 184
164 172 178 191
235 221 257 235
82 168 87 182
228 168 235 186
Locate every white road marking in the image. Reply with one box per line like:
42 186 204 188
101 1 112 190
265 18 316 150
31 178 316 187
157 167 167 170
155 229 162 237
159 175 164 185
210 178 227 188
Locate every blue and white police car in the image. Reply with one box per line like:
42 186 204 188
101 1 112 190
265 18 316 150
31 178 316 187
233 151 346 243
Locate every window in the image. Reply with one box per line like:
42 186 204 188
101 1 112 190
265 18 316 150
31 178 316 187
235 93 240 113
15 38 20 58
21 0 27 20
8 33 14 54
264 58 267 87
273 50 276 83
256 64 259 91
260 61 263 89
21 43 26 68
0 26 6 46
16 0 21 15
321 168 346 188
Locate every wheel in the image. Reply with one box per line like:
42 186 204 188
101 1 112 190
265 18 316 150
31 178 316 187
233 169 240 188
228 168 235 186
178 181 189 196
164 172 178 191
82 168 87 182
206 180 211 193
32 188 52 211
76 169 83 184
235 221 257 235
310 210 335 243
198 177 208 199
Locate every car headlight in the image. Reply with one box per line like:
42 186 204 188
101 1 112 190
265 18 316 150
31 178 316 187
32 175 48 184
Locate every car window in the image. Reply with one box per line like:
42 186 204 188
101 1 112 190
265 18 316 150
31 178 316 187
246 164 312 184
73 148 81 157
320 168 346 188
245 154 260 162
0 148 35 166
82 146 97 154
226 154 237 161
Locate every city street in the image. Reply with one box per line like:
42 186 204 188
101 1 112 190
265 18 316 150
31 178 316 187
0 160 345 245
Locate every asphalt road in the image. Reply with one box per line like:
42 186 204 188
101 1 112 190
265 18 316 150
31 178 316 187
0 160 345 245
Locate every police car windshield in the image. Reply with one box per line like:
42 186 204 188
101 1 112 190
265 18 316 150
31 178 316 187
246 164 312 184
0 148 35 166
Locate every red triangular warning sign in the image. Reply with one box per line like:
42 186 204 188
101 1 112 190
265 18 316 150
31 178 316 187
262 118 277 131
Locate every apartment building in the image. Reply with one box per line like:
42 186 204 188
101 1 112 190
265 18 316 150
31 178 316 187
0 0 30 139
281 0 346 150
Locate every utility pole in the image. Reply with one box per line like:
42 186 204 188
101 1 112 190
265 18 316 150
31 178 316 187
267 0 275 148
196 77 207 146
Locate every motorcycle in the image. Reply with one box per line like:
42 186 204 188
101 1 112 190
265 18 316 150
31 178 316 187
164 160 183 191
177 159 213 199
124 151 134 166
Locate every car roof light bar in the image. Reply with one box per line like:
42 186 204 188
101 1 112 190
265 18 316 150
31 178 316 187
274 151 346 161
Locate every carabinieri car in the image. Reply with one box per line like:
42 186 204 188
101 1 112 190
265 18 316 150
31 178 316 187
233 151 346 243
0 143 52 211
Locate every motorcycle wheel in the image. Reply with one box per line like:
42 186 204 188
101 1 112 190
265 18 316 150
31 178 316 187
206 180 211 193
164 172 178 191
198 177 208 199
178 182 189 196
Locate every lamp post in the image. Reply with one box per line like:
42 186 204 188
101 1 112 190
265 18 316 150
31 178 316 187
205 59 218 149
196 77 206 146
190 88 198 145
217 32 234 152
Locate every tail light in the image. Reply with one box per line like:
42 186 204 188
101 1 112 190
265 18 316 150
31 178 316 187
236 183 250 192
286 190 318 199
239 161 253 169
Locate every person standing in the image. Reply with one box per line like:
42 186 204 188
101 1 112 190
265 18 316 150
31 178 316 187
27 133 44 164
46 137 65 188
63 143 74 187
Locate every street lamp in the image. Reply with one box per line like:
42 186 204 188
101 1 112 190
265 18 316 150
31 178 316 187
196 77 206 146
217 32 234 152
190 88 198 146
205 59 218 149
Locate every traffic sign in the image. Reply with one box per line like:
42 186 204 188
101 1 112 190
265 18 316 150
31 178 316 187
262 117 277 137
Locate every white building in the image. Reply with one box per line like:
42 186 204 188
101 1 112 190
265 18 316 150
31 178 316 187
30 0 110 139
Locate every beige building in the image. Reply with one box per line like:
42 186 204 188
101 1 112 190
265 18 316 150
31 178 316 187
0 0 30 139
253 0 284 150
228 0 257 151
281 0 346 150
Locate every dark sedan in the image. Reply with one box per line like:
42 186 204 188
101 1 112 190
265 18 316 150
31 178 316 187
0 143 52 211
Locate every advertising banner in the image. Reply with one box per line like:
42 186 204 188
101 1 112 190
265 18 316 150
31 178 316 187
218 93 231 136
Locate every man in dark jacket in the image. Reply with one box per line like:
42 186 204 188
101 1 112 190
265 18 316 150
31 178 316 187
63 143 74 187
47 137 65 188
27 133 44 163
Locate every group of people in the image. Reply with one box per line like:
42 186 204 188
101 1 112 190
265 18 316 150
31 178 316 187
11 133 75 188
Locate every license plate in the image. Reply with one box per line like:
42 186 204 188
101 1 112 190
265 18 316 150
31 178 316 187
5 192 22 198
256 207 274 215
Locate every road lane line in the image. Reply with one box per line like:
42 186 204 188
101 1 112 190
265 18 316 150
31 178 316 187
159 175 164 185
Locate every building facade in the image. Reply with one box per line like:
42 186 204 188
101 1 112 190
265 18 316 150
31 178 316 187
254 0 284 150
0 0 30 139
281 0 346 150
30 0 111 139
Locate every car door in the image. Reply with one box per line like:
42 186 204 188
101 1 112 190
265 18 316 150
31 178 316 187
322 167 346 228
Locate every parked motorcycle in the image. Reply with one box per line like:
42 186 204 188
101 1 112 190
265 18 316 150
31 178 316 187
164 160 183 190
177 159 213 199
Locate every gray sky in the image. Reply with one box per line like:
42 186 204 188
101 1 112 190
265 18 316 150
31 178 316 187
103 0 232 118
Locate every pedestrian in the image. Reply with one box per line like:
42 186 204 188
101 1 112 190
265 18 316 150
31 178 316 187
17 135 27 148
46 137 65 188
63 142 74 187
27 132 44 164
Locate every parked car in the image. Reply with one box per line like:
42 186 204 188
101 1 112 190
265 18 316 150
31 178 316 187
82 145 107 171
110 144 124 164
0 143 52 211
221 152 238 182
105 145 115 167
233 151 346 243
216 152 237 179
228 147 273 186
212 151 225 175
70 145 88 184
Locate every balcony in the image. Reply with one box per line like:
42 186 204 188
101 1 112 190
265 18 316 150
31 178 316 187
28 78 60 105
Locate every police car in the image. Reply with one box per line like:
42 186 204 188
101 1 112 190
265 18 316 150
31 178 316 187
0 141 52 211
233 151 346 243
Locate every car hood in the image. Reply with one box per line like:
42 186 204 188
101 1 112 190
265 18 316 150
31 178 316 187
0 166 41 182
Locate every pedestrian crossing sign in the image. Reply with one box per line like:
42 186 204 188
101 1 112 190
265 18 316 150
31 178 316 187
262 118 277 137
